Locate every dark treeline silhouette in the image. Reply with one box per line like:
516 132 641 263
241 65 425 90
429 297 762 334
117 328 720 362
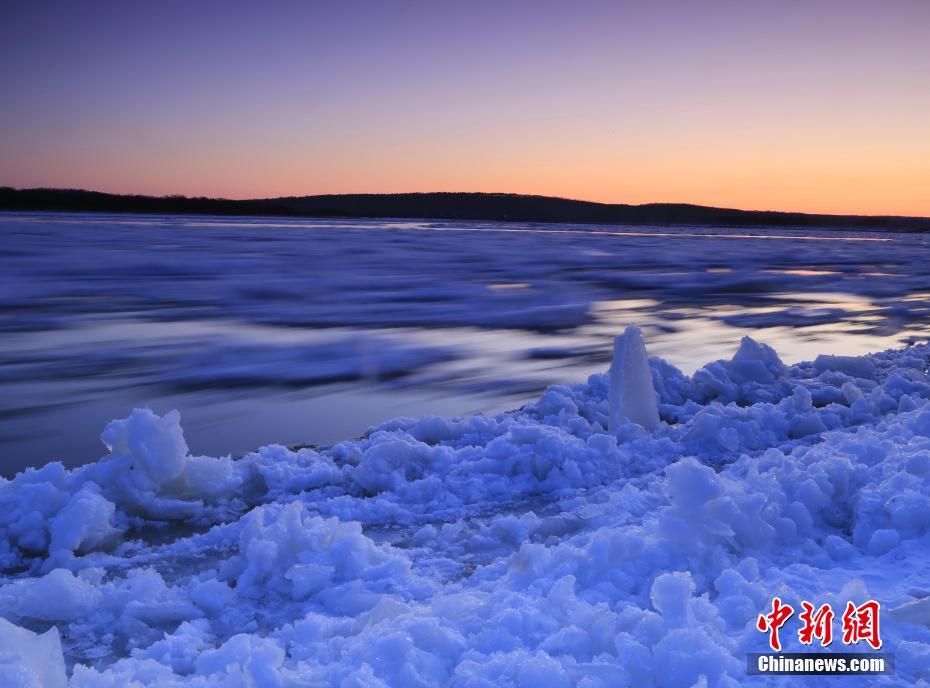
2 187 928 231
0 187 287 217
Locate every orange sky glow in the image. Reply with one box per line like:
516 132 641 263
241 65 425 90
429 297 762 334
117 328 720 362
1 1 928 217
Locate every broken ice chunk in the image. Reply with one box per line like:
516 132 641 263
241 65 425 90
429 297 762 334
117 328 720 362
0 618 68 688
609 325 660 432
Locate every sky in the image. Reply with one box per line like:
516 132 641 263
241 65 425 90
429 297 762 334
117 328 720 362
1 0 928 216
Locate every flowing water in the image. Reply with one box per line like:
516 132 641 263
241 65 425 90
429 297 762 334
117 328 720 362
2 212 928 474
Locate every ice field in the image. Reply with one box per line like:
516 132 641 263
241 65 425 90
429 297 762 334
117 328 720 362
2 328 930 686
2 213 930 686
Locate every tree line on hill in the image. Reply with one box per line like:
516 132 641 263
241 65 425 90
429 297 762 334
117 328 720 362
2 187 927 231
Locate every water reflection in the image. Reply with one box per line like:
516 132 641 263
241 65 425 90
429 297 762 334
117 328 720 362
1 212 928 475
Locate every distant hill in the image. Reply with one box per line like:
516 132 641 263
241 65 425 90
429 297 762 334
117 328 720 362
2 187 928 231
0 187 286 217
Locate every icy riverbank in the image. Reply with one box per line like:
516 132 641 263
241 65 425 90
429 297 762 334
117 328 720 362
2 337 930 686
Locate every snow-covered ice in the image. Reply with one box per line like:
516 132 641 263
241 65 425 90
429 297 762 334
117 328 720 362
2 334 930 686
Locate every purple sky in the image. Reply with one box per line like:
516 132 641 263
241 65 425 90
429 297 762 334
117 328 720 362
1 1 928 215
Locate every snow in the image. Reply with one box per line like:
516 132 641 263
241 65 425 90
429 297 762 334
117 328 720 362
16 569 101 622
2 334 930 685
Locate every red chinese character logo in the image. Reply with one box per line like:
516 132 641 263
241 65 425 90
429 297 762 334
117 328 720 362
841 600 882 649
756 597 795 651
798 601 834 646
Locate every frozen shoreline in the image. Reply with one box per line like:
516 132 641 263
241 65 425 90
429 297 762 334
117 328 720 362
2 337 930 686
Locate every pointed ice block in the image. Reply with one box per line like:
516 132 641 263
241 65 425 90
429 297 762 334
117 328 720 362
0 618 68 688
609 325 660 432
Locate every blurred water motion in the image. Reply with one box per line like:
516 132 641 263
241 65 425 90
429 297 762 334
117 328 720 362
2 212 929 475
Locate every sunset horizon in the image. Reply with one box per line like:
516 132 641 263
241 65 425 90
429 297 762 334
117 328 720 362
5 183 930 220
2 1 928 218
